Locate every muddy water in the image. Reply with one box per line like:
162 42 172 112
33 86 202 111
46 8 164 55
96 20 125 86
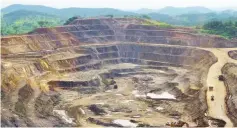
205 48 237 127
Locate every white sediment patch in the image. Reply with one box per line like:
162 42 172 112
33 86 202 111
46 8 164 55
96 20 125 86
115 94 123 96
135 94 146 98
132 90 146 98
156 107 164 110
146 108 153 112
53 110 74 124
105 90 112 93
121 100 134 103
95 102 105 105
132 115 141 118
158 70 166 73
132 90 138 94
79 108 86 115
113 119 137 127
146 92 176 100
105 114 112 117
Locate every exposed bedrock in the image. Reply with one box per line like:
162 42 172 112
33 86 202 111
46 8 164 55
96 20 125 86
222 63 237 126
1 44 217 127
1 73 73 127
44 44 217 72
2 18 236 127
44 44 217 94
228 50 237 60
2 18 237 56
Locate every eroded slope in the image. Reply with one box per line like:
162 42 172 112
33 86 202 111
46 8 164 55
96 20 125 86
222 63 237 126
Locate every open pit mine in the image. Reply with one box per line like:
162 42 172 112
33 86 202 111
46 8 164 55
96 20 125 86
1 18 237 127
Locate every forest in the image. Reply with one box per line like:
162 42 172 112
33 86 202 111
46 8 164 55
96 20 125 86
1 5 237 39
202 21 237 39
1 10 63 35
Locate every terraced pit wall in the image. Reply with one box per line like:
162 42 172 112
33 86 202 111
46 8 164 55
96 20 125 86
1 18 235 127
2 18 237 56
45 44 217 87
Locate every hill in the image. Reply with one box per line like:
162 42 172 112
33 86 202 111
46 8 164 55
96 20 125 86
148 12 237 26
1 4 237 35
157 6 213 16
1 10 63 35
2 4 59 15
134 8 158 14
2 10 60 24
1 4 137 19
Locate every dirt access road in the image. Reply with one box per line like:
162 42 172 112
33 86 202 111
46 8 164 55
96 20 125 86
205 48 237 127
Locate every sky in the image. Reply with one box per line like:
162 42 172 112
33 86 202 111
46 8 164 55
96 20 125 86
1 0 237 10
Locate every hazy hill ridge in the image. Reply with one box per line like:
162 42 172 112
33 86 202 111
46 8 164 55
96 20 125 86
1 4 237 36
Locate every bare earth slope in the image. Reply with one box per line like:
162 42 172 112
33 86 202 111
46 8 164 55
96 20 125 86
222 63 237 126
1 18 237 127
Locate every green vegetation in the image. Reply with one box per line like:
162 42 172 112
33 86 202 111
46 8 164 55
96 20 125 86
143 19 173 28
149 12 237 26
2 4 137 19
201 20 237 39
140 15 151 19
2 4 237 26
38 21 52 27
157 6 212 16
1 5 237 37
1 10 63 35
122 15 173 28
63 16 78 25
1 19 61 35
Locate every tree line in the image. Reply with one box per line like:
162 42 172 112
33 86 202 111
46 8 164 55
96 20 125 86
2 14 237 40
202 20 237 39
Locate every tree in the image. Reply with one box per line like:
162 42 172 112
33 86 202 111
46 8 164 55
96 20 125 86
12 25 20 34
1 11 62 35
140 15 151 19
38 21 49 27
203 21 223 30
224 21 233 27
203 20 237 39
105 15 114 18
64 16 78 25
12 20 24 34
1 19 7 35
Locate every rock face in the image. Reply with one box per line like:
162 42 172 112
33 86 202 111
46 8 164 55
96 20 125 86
229 50 237 60
88 104 107 115
1 18 237 127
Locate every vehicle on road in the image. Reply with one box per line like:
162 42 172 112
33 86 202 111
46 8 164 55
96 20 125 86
211 95 214 101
